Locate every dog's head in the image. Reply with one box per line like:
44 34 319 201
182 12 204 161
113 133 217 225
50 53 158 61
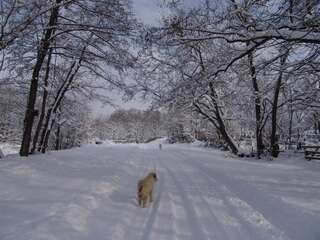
149 172 158 181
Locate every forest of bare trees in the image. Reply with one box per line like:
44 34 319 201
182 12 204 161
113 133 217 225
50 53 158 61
89 109 165 143
134 0 320 157
1 0 138 155
0 0 319 158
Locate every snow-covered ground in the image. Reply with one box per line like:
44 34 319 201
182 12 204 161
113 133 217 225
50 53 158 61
0 143 20 156
0 142 319 240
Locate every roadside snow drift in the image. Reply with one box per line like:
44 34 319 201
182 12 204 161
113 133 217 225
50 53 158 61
0 143 319 240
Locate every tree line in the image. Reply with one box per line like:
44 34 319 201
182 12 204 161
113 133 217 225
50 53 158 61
134 0 320 157
0 0 319 158
89 109 166 143
0 0 137 156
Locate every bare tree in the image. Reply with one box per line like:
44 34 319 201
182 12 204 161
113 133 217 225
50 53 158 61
16 0 137 156
20 0 62 156
133 0 319 157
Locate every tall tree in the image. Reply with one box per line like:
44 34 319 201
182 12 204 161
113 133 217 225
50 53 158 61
20 0 62 156
17 0 137 156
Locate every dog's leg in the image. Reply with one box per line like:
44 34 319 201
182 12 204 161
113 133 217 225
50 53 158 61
149 190 153 203
142 196 147 208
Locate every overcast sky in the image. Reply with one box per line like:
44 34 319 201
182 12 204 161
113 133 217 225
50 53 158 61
90 0 198 117
90 0 165 117
133 0 167 25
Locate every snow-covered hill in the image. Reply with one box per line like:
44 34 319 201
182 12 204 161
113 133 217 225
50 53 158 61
0 143 319 239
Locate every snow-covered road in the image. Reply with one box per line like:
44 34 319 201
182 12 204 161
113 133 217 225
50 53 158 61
0 143 319 240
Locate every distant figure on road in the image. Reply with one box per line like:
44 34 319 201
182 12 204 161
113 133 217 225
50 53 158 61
159 143 162 150
297 142 302 150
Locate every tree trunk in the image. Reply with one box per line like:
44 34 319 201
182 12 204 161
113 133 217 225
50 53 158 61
194 102 238 154
192 42 238 154
248 51 264 158
270 50 289 157
55 124 61 150
216 115 238 154
270 83 281 157
288 97 294 149
38 45 86 153
20 0 62 156
194 83 238 155
0 148 4 158
41 117 56 153
209 83 238 154
30 47 53 154
38 107 53 152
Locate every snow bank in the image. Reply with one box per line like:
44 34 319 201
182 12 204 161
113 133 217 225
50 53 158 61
0 143 20 156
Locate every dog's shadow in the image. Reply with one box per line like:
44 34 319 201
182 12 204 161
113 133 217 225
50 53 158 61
110 190 139 207
110 190 160 208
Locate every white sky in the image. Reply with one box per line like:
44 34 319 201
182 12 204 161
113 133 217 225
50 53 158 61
133 0 167 25
90 0 165 117
90 0 198 117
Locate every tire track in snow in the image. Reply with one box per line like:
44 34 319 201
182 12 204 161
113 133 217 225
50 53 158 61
195 163 288 240
108 147 166 240
167 150 241 240
139 172 165 240
171 150 264 239
108 146 150 240
158 150 209 240
194 162 316 240
82 146 148 240
173 149 292 240
138 149 178 240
